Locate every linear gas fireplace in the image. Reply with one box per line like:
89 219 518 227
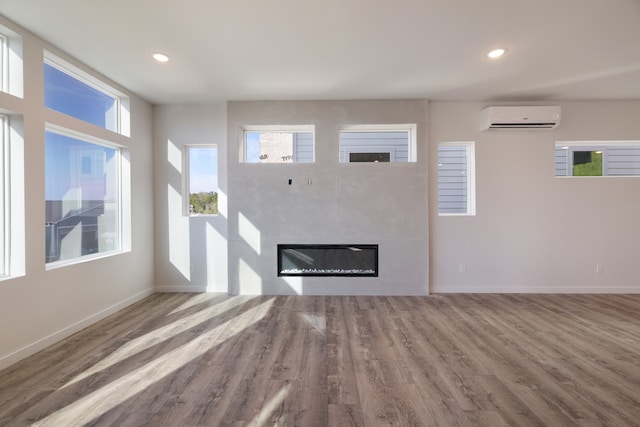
278 244 378 277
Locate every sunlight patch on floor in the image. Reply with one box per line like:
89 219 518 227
35 298 275 426
166 293 227 316
249 382 292 426
61 295 249 389
299 313 326 336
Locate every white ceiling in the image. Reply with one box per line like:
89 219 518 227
2 0 640 105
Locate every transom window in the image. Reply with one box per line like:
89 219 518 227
44 53 128 134
555 141 640 177
45 130 121 265
242 126 314 163
438 142 476 215
339 125 417 163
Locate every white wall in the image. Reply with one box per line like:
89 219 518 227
430 101 640 293
0 16 155 370
153 104 228 292
227 100 429 295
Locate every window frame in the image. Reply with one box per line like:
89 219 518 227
339 124 417 163
0 33 7 93
183 144 219 216
44 51 130 136
0 23 23 98
44 126 123 269
240 125 315 163
437 141 476 216
555 140 640 178
0 115 7 276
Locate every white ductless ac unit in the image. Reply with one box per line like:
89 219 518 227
480 106 561 130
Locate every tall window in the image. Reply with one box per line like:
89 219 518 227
339 125 417 163
45 130 120 264
185 145 218 215
555 141 640 177
0 33 6 93
438 142 476 215
43 54 128 266
0 24 23 98
0 115 7 275
242 126 314 163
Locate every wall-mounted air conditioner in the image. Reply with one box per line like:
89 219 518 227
480 106 561 130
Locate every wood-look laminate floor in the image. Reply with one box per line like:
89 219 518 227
1 293 640 426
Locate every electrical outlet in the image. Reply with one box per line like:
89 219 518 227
596 264 603 274
459 263 466 273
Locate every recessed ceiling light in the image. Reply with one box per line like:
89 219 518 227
487 48 507 59
152 52 170 63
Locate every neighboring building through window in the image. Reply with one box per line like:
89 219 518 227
45 130 120 264
243 126 314 163
438 142 476 215
555 141 640 177
339 125 417 163
186 145 218 215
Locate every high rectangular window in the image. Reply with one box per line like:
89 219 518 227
185 145 218 215
242 126 314 163
339 125 417 163
45 130 120 264
44 61 118 131
438 142 476 215
555 141 640 177
44 53 129 135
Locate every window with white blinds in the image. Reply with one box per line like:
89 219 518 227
438 142 475 215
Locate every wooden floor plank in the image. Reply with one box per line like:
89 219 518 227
2 293 640 426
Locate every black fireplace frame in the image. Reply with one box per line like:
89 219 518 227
277 244 379 277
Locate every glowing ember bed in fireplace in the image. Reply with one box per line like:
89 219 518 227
277 244 378 277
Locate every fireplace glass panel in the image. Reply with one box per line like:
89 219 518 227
278 244 378 277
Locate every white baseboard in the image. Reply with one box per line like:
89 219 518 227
0 288 154 371
155 285 208 293
430 284 640 294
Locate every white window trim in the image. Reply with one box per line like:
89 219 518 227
0 33 7 94
438 141 476 216
0 23 23 98
0 114 25 281
44 125 128 270
340 124 417 162
0 115 7 276
240 125 315 163
44 51 130 136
